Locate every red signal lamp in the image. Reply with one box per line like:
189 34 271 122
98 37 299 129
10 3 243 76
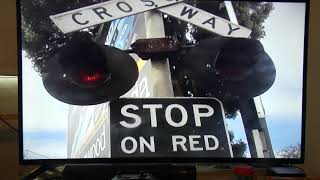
83 73 101 83
82 72 103 83
71 68 111 88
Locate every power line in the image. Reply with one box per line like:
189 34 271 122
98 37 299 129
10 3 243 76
24 149 50 159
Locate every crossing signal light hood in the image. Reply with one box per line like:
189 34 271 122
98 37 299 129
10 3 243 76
42 37 138 105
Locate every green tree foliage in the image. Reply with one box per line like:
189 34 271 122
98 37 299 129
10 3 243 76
277 143 301 159
229 131 247 158
21 0 100 73
232 1 274 40
164 1 274 43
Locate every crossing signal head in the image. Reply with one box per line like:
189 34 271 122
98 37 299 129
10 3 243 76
42 36 138 105
183 37 276 101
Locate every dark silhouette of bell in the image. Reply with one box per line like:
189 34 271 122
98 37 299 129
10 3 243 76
183 37 276 101
42 37 138 105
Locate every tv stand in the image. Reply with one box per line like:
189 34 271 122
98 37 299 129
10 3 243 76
111 172 158 180
266 166 305 177
62 164 196 180
22 164 60 180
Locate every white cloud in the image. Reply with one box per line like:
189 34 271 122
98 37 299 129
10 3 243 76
22 53 69 131
259 2 306 121
261 89 303 119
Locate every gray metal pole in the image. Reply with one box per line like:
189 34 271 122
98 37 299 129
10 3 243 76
144 11 174 97
239 98 275 158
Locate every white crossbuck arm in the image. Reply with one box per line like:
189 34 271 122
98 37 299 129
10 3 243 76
50 0 251 37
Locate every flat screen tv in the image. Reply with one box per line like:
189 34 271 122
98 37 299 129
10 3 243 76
18 0 309 165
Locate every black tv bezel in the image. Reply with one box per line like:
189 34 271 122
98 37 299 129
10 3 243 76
17 0 310 165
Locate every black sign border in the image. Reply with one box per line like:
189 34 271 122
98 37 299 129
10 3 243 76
109 97 234 158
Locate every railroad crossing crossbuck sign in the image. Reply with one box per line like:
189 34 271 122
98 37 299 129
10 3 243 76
50 0 251 38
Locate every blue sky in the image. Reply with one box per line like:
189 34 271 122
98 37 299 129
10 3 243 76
267 114 302 151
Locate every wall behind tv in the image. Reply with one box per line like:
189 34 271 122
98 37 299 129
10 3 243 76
303 0 320 175
0 0 319 179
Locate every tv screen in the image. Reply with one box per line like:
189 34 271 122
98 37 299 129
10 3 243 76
18 0 309 164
